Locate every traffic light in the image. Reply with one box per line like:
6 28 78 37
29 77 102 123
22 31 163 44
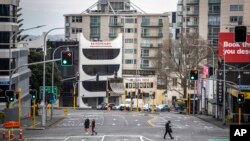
235 26 247 42
5 90 15 102
237 93 245 104
189 70 198 80
61 51 73 66
30 89 37 100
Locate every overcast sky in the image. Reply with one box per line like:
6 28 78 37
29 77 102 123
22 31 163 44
20 0 177 35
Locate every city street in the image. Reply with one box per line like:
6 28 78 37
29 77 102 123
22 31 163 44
22 110 229 141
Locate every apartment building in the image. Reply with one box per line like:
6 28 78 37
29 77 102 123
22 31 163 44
0 0 31 116
64 0 169 108
177 0 250 119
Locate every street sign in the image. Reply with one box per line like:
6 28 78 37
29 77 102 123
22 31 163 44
39 86 58 95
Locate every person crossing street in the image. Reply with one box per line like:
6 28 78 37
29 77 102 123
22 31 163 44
164 120 174 140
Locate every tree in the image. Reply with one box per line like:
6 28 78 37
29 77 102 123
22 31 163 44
28 50 62 93
156 33 209 98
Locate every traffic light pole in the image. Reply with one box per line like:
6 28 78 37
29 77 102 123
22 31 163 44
239 107 241 125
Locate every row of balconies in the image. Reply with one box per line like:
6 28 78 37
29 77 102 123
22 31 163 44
141 33 163 38
140 43 162 48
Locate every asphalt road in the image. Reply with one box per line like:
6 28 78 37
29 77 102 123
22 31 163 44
22 110 229 141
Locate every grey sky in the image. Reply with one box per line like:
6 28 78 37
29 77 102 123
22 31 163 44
20 0 177 35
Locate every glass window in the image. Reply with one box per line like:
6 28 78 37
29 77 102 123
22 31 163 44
142 16 150 25
229 16 243 23
125 59 134 64
82 81 106 92
230 5 243 11
72 28 82 34
208 15 220 25
0 32 10 49
72 16 82 22
125 39 133 43
0 59 9 75
124 49 134 54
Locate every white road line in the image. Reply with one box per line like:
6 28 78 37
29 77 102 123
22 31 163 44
112 123 116 125
113 118 116 121
63 136 72 141
101 135 105 141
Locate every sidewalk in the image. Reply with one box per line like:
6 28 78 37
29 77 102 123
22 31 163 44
0 109 65 130
195 114 229 129
21 115 64 130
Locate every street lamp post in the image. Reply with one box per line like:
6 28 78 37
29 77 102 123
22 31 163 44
42 28 64 127
8 25 46 90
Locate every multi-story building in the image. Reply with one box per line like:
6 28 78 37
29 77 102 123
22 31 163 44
0 0 31 117
64 0 169 108
177 0 250 121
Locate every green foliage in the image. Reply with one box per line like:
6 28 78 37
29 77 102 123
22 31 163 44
28 50 62 92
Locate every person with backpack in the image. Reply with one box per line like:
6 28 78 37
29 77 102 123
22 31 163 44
164 120 174 140
84 118 90 134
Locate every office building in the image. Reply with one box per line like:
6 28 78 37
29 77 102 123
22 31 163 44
0 0 31 117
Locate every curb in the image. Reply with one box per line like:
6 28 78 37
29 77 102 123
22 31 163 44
195 115 229 129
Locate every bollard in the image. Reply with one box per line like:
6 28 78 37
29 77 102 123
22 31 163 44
19 129 23 140
2 130 6 139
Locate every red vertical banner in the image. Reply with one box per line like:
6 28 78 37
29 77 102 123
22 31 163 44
218 32 250 63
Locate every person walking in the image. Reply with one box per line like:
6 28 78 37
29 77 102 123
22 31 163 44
91 119 97 135
164 120 174 140
84 118 90 134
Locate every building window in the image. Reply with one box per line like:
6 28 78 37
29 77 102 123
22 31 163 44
125 28 137 33
230 5 243 11
124 49 134 54
208 15 220 25
141 49 149 56
125 38 134 43
0 32 10 49
125 18 135 23
72 28 82 34
125 59 134 64
72 16 82 22
142 16 150 25
172 78 177 86
229 16 243 23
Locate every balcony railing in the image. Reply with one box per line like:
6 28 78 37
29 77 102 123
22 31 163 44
177 11 183 16
208 10 220 14
90 33 100 38
109 33 118 38
141 22 163 27
186 21 199 27
209 0 221 4
109 22 124 27
186 0 199 5
178 0 183 5
186 10 199 16
90 22 100 27
141 43 162 48
141 33 163 38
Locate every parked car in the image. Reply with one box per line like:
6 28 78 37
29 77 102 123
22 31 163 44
156 104 170 112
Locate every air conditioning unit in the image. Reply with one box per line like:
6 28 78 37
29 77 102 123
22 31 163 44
65 23 70 27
